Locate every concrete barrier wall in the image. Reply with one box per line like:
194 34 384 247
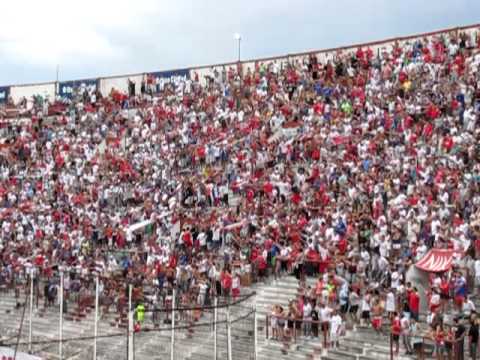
9 82 56 103
99 74 144 96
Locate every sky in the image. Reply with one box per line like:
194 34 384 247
0 0 479 86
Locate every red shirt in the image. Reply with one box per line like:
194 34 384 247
409 292 420 313
246 189 255 203
306 248 319 262
338 238 348 254
313 102 324 115
291 193 302 205
221 272 232 290
409 195 419 206
392 318 402 335
264 239 273 251
196 146 206 158
182 231 193 247
263 182 273 194
442 136 454 151
257 256 267 270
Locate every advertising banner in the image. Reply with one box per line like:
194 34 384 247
148 69 189 92
59 78 98 98
0 86 10 103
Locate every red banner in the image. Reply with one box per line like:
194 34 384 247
415 249 459 273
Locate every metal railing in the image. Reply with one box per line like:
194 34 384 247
0 272 257 360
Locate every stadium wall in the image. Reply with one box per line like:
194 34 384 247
0 24 478 106
100 73 144 96
9 82 56 104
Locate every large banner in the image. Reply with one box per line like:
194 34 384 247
58 78 98 98
0 86 10 103
415 249 462 272
148 69 189 91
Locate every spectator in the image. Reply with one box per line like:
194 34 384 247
469 317 479 360
329 308 343 349
0 27 479 359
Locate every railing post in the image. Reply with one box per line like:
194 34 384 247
254 305 258 360
93 275 99 360
227 303 232 360
266 315 269 340
59 271 64 360
127 284 134 360
420 339 424 360
389 333 393 360
170 288 176 360
28 272 33 354
213 296 217 360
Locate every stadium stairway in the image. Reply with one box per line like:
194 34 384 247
253 275 320 360
251 275 415 360
0 290 101 359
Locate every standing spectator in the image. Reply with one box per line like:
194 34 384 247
434 324 446 360
220 267 232 298
391 312 402 356
349 288 360 324
469 317 479 360
302 298 313 339
360 291 371 326
475 258 480 297
270 305 279 340
454 317 466 360
401 312 413 355
463 296 476 320
231 272 241 299
330 308 343 349
136 302 145 324
319 302 332 347
409 287 420 322
385 288 396 318
410 319 423 359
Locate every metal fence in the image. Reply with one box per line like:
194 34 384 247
0 272 257 360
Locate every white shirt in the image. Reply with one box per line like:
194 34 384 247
319 307 332 322
232 276 240 290
303 302 312 318
361 295 371 311
474 260 480 277
391 271 401 289
330 314 342 336
386 292 396 312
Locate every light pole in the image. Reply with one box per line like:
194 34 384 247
234 33 242 62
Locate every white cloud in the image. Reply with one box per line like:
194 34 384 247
0 0 159 66
0 0 478 85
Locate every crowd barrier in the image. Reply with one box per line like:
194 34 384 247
0 23 478 107
0 271 257 360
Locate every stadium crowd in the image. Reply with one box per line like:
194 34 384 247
1 28 480 357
